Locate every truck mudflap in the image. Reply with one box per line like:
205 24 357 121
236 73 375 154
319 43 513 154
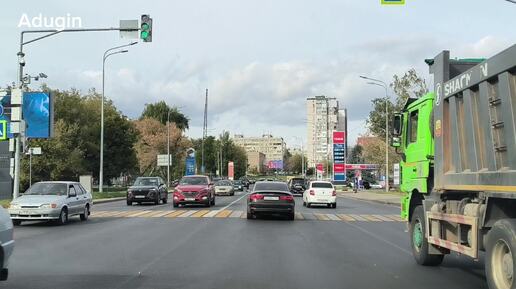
426 211 479 258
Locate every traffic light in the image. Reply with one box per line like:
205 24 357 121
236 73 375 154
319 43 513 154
140 14 152 42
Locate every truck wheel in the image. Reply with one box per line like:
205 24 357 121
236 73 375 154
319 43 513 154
410 206 444 266
486 219 516 289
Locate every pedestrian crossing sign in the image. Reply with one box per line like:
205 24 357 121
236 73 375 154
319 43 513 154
0 120 6 140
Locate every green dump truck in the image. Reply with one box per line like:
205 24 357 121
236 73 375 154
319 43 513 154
392 44 516 289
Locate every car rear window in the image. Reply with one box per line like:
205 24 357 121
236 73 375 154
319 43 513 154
311 182 333 188
254 182 288 191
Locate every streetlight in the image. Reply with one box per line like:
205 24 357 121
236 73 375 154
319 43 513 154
99 42 137 193
167 108 172 187
360 75 390 192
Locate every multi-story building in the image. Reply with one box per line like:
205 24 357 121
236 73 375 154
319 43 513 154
233 134 286 168
306 96 345 168
246 151 266 174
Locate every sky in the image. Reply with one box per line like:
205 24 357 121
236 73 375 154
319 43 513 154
1 0 514 148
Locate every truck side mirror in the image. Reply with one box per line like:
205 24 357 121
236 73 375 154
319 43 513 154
392 113 402 137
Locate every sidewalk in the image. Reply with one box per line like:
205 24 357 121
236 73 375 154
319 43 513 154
338 190 402 206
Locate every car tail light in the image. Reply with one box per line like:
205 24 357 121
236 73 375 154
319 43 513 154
309 190 315 196
249 194 264 201
332 190 336 196
279 195 294 201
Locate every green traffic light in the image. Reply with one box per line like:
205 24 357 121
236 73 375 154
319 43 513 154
141 31 149 39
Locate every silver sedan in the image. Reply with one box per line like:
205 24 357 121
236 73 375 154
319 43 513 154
0 206 14 281
9 181 92 225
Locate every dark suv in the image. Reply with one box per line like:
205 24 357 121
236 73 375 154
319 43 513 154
127 177 168 206
288 178 306 196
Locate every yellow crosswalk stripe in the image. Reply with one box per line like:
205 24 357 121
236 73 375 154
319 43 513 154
325 214 341 221
337 214 356 221
314 213 330 221
229 211 243 218
295 212 304 220
178 210 198 217
241 211 248 219
203 210 220 218
91 211 111 217
362 215 381 221
165 210 186 218
191 210 210 217
126 210 153 217
151 211 174 218
386 214 403 221
137 211 162 217
117 210 139 217
215 210 232 218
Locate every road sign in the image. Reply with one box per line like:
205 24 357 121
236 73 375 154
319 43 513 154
157 154 172 166
393 163 400 186
0 120 6 140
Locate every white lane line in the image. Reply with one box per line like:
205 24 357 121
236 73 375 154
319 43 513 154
326 214 341 221
218 192 250 211
343 221 411 255
202 210 219 218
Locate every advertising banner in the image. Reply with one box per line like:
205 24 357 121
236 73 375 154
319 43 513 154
228 161 234 180
332 131 346 183
267 160 284 170
185 148 196 176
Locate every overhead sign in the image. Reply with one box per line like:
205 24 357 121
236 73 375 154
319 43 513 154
0 120 6 140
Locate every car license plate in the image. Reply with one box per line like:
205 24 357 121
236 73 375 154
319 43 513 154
134 195 145 199
317 199 327 202
185 198 195 201
20 210 32 215
264 196 279 201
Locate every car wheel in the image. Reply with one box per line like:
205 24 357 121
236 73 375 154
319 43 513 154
211 196 215 206
127 200 132 206
80 204 89 221
332 203 337 209
173 201 179 208
410 206 444 266
12 220 22 226
303 201 306 207
162 193 168 204
247 212 254 219
155 194 160 205
56 208 68 225
327 203 331 208
307 202 311 208
287 212 295 221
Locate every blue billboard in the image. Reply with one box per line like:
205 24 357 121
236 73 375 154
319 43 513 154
185 149 196 176
0 91 53 139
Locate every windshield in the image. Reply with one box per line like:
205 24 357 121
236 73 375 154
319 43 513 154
25 183 67 196
179 177 208 185
216 180 231 186
254 182 288 191
133 178 159 186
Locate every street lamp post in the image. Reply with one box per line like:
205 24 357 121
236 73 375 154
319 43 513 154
167 108 171 187
100 42 137 193
360 75 390 192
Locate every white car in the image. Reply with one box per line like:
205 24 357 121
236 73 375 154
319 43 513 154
303 181 337 208
0 206 14 280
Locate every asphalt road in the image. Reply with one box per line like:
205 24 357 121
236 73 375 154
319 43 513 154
2 190 488 289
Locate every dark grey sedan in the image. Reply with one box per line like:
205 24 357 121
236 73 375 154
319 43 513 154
247 181 295 220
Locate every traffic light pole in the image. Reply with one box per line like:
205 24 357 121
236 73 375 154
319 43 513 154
13 26 139 199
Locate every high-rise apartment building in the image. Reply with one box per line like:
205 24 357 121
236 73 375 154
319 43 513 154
306 96 346 168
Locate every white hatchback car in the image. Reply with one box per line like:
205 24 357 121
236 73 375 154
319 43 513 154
303 181 337 208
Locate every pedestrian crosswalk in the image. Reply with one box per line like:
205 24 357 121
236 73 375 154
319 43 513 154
90 210 403 222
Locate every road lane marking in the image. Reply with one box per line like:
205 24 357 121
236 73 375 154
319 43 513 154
386 214 403 221
191 210 210 217
126 210 153 217
337 214 356 221
362 215 381 221
215 210 232 218
373 214 394 221
348 214 367 221
313 213 330 221
326 214 341 221
343 221 411 255
165 210 186 218
302 213 316 220
151 211 173 217
91 211 111 217
202 210 220 218
229 210 243 218
218 192 250 211
137 211 163 217
178 210 198 217
295 212 304 220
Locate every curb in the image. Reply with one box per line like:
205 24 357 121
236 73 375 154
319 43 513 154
93 197 125 204
339 194 401 206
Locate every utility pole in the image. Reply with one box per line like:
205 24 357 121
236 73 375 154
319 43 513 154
201 89 208 174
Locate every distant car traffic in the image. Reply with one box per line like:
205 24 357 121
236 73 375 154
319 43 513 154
215 180 234 196
173 175 215 207
303 181 337 208
233 180 244 191
127 177 168 206
9 181 92 225
247 181 295 220
288 177 306 196
0 206 14 281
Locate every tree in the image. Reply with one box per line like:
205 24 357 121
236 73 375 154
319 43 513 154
360 137 400 178
366 69 429 138
140 101 189 131
286 153 306 174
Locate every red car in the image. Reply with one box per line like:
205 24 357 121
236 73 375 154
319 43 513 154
172 175 215 208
